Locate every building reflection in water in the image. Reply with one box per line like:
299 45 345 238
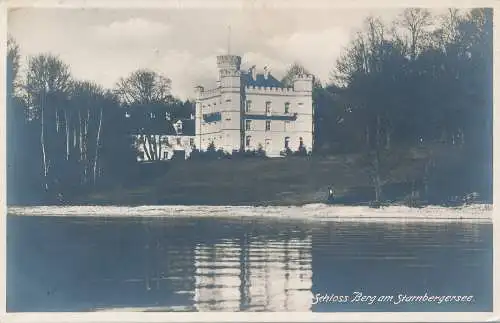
193 233 312 311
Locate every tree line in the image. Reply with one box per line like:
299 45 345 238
6 41 193 204
310 8 492 203
6 8 492 205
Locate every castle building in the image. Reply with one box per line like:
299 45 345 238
194 55 314 157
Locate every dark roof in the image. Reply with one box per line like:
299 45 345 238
123 107 195 136
242 72 283 88
179 119 195 136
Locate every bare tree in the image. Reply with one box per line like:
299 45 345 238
70 81 108 184
115 69 173 105
396 8 433 60
7 35 20 94
23 54 72 191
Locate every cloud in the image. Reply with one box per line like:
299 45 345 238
241 52 288 78
267 27 352 83
92 18 171 42
150 50 218 100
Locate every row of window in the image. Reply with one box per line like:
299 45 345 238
149 137 194 146
245 136 303 148
246 101 298 114
245 120 291 131
201 97 232 110
201 100 301 116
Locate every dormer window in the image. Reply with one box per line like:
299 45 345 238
174 120 183 135
150 112 156 119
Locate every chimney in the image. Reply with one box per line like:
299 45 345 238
194 85 204 94
250 65 257 81
263 65 270 80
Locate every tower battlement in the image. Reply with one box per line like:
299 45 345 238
217 55 242 71
219 69 242 77
245 86 295 94
292 74 314 81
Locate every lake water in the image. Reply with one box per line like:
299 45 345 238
7 214 492 312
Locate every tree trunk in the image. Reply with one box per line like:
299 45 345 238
158 135 163 160
141 135 152 161
146 135 156 161
40 95 49 191
153 135 159 160
56 108 60 133
79 110 83 161
93 106 103 184
83 108 90 183
64 110 70 160
385 128 391 150
373 114 383 202
150 135 157 160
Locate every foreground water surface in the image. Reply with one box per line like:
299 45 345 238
7 214 492 312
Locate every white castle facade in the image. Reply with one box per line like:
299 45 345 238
194 54 314 157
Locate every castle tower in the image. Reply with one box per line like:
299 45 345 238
217 55 243 152
292 74 314 153
292 73 314 93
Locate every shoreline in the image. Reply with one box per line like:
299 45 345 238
7 203 493 223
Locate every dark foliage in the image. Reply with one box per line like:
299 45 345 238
6 9 493 205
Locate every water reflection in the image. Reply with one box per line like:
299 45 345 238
194 240 242 311
193 235 313 311
6 216 492 312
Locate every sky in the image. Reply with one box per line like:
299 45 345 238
8 7 448 99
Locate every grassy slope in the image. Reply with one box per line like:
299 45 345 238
79 144 467 206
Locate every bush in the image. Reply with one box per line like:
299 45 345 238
280 147 293 157
256 144 267 158
294 143 308 156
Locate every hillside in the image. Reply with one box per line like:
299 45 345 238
73 143 488 206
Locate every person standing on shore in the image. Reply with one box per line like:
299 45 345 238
327 186 335 203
